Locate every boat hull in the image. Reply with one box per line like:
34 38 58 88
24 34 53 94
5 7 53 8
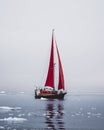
35 92 67 99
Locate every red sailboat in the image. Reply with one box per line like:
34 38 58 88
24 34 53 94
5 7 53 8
35 30 67 99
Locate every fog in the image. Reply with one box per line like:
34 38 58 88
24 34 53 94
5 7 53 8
0 0 104 93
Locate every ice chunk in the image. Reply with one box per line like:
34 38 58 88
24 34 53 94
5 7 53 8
92 113 102 117
18 114 25 117
0 106 21 113
0 126 5 129
0 91 6 94
0 117 27 123
27 112 37 117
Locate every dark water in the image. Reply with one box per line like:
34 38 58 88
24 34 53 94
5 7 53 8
0 91 104 130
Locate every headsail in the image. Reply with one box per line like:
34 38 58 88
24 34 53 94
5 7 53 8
45 31 54 88
56 42 65 90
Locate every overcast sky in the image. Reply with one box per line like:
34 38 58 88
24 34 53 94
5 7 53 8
0 0 104 93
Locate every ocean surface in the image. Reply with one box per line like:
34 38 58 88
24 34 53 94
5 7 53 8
0 91 104 130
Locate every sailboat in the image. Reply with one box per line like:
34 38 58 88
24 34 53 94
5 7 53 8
35 30 67 99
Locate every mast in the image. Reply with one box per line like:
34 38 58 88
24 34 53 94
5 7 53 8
45 30 54 88
56 42 65 90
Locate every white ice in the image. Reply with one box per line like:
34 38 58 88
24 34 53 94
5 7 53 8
0 91 6 94
0 106 21 113
19 92 25 94
0 126 5 129
18 114 25 117
0 117 27 123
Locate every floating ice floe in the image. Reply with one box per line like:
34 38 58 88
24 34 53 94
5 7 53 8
9 113 13 116
87 112 91 115
28 112 37 117
92 113 102 118
0 117 27 123
71 111 84 117
75 113 80 116
0 91 6 94
0 106 21 113
0 126 5 129
71 114 75 117
86 112 102 118
18 114 25 117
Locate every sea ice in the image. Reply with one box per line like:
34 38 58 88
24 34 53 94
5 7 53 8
0 106 21 113
0 91 6 94
87 112 91 115
0 117 27 123
0 126 5 129
18 114 25 117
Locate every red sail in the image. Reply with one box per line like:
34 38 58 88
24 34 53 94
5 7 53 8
45 31 54 88
56 42 65 90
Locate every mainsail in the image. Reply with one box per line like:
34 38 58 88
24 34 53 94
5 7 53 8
45 31 54 88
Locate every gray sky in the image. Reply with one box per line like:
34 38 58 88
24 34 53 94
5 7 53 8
0 0 104 93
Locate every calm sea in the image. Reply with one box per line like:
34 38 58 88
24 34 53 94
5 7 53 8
0 91 104 130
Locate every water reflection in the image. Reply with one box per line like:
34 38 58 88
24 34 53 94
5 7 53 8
45 100 65 129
